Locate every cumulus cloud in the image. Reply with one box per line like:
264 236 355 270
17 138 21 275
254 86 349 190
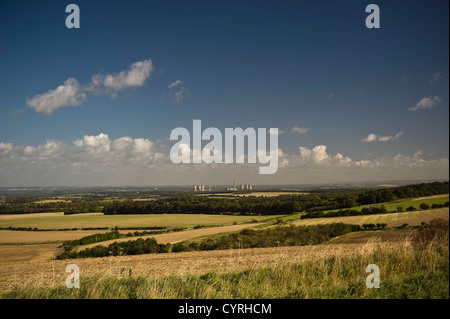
26 59 153 114
92 59 153 96
291 126 310 134
362 132 403 143
26 78 87 115
288 145 448 174
409 96 441 111
0 135 448 186
0 133 163 177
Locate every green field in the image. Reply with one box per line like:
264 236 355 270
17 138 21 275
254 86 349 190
295 208 449 227
325 195 449 214
0 213 270 230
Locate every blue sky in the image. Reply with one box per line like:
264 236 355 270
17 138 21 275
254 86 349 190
0 0 448 186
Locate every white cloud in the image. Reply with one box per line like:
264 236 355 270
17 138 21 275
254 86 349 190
26 78 87 115
362 132 403 143
288 145 448 175
291 126 310 134
0 135 448 186
93 59 153 95
27 59 153 114
409 96 441 111
168 80 182 89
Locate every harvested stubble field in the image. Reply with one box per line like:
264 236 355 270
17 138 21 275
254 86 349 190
295 208 449 227
0 241 409 292
0 230 113 244
0 244 62 263
0 213 265 230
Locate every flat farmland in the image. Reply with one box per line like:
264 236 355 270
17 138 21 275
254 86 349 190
0 230 113 244
0 244 62 263
207 192 308 198
0 213 268 230
294 208 449 227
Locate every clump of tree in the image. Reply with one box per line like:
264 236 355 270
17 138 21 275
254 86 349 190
0 200 101 215
57 237 172 259
63 201 100 215
302 205 388 219
172 223 361 253
62 231 122 248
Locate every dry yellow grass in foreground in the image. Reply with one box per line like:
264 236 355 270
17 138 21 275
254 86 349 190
0 240 410 292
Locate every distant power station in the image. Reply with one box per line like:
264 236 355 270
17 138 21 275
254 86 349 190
192 185 206 192
240 184 253 191
192 180 252 192
226 179 252 191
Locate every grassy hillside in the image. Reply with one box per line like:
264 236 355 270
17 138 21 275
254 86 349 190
3 237 447 299
324 195 449 214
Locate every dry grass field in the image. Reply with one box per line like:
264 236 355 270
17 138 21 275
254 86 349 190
329 230 415 244
0 244 62 263
294 208 449 227
0 241 408 292
0 230 116 244
0 213 264 230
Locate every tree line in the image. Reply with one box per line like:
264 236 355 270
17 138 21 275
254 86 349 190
0 200 100 215
103 182 448 215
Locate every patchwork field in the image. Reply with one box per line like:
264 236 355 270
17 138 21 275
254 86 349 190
295 208 449 227
81 223 264 249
